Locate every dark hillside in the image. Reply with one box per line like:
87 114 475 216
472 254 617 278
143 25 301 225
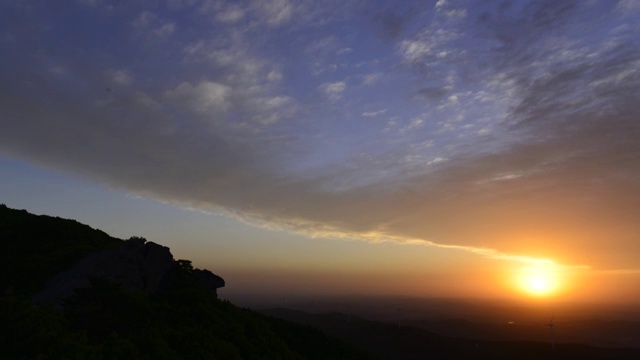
0 204 381 359
0 204 122 296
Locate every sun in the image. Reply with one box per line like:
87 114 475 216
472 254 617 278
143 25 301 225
518 263 559 296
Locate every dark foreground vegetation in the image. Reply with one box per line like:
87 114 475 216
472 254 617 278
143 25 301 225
0 204 379 359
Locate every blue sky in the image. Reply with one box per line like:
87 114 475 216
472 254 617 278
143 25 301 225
2 0 640 301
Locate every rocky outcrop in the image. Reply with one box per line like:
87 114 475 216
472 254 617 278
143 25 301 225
33 237 224 306
193 269 225 296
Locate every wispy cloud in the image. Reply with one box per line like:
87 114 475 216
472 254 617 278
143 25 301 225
133 11 157 28
362 72 382 85
215 5 245 23
319 81 346 101
106 69 133 86
362 110 386 117
255 0 294 26
164 81 233 114
152 22 176 38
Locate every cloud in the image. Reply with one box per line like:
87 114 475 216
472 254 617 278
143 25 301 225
216 6 245 23
398 29 459 65
164 81 233 114
106 69 133 86
434 0 467 19
247 95 295 125
362 110 386 117
434 0 447 9
182 39 268 87
319 81 346 101
2 0 640 271
362 72 382 85
153 22 176 38
305 35 351 76
617 0 640 12
267 70 283 83
133 11 157 28
256 0 293 26
132 11 175 41
306 36 338 55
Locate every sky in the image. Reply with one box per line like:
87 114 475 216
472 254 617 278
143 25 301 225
1 0 640 303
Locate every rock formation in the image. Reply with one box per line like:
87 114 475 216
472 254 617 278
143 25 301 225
33 237 224 306
193 268 225 293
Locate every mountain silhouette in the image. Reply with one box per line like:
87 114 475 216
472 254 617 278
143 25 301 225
0 204 380 359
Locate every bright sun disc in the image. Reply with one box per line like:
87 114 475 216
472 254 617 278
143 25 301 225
518 264 559 296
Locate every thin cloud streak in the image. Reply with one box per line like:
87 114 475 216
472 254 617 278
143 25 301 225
208 204 590 269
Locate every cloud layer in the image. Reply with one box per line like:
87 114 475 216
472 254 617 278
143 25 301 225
1 0 639 269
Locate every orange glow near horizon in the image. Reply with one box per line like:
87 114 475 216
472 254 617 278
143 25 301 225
516 263 562 297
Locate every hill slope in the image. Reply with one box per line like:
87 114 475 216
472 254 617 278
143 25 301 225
0 204 122 296
0 204 380 360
